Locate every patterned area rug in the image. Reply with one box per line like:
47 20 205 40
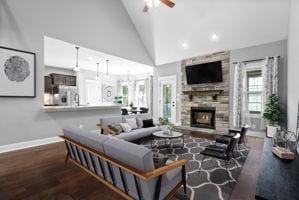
143 135 250 200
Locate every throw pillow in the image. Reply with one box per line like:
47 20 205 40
142 118 154 128
126 118 138 129
108 124 123 135
120 123 132 133
136 117 143 129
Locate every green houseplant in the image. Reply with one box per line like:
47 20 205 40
263 94 283 137
158 117 175 135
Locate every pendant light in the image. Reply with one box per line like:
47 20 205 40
73 46 80 72
95 62 100 80
105 60 109 78
124 70 132 85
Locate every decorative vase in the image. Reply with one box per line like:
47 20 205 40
267 125 280 138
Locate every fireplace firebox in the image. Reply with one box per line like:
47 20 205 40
190 107 216 129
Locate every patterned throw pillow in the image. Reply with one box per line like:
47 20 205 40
119 123 132 133
108 124 123 135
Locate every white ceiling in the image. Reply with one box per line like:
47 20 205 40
44 36 153 75
122 0 290 65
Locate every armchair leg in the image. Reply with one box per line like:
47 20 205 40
198 155 205 176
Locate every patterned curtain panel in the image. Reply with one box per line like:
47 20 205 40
262 57 279 111
233 62 245 128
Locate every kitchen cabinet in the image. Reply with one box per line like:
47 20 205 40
65 75 76 86
50 73 76 86
44 76 52 93
51 74 66 85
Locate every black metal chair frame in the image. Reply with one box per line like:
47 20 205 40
198 133 241 183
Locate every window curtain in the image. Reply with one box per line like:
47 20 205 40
262 56 279 112
233 62 245 127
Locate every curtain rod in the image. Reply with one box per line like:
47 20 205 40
232 56 280 65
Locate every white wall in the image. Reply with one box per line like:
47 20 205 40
287 0 299 132
78 70 118 105
153 62 181 123
0 0 153 145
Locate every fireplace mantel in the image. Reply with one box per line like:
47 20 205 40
182 89 223 101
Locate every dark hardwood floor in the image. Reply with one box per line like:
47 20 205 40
0 135 264 200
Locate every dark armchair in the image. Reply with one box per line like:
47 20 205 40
215 125 248 147
199 133 240 182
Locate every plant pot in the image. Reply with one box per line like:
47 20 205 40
266 125 280 138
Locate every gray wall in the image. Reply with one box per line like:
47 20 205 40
153 40 288 127
153 61 181 123
288 0 299 132
0 0 152 145
229 40 288 127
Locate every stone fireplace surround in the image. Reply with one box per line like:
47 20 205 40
181 51 229 132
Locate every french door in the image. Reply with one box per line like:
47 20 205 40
159 75 177 123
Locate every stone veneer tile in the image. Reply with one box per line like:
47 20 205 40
181 51 230 131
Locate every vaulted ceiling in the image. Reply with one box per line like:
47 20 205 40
122 0 290 65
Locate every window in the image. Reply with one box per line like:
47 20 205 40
247 71 263 114
122 85 130 106
136 80 146 107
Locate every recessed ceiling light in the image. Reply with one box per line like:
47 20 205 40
87 57 93 61
180 41 190 50
209 33 220 42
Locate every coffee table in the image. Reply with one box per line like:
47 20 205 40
151 131 185 149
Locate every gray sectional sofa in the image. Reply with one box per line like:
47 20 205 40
98 113 161 142
61 127 187 200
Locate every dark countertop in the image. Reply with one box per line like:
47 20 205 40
255 138 299 200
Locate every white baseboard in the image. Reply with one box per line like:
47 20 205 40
0 136 63 154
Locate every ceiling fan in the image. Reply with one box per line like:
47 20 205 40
143 0 175 12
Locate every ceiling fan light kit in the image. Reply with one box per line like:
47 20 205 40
143 0 175 12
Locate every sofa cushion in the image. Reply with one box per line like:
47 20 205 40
136 117 143 129
78 130 110 153
103 138 155 172
131 127 160 138
119 123 132 133
100 116 122 134
126 118 137 129
62 127 81 142
142 118 155 128
115 132 140 141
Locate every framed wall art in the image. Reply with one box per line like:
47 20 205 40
0 46 36 97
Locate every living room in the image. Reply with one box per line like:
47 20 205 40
1 0 299 200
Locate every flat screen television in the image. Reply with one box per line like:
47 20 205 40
185 61 223 84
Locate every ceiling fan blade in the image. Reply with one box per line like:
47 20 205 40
143 4 149 12
160 0 175 8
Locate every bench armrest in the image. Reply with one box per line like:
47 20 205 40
145 159 187 179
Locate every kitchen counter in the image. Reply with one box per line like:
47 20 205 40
42 105 121 113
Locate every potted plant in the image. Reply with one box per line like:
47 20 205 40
114 96 123 104
263 94 283 138
158 117 175 135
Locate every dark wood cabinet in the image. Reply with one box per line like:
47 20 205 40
44 76 52 94
65 75 76 86
51 74 66 85
50 74 76 86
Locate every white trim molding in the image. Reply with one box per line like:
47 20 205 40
0 136 63 154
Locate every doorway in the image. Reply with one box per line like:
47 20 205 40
158 75 177 122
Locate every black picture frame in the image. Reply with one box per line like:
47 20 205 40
0 46 36 98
